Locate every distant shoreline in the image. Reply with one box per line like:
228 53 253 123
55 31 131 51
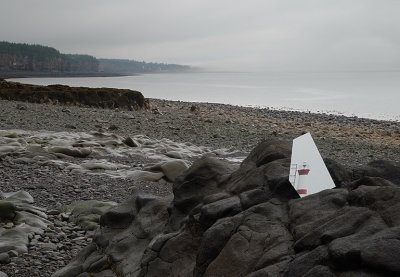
0 71 136 79
0 70 201 79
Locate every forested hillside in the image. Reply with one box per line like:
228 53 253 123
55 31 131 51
98 58 191 73
0 42 98 72
0 41 191 75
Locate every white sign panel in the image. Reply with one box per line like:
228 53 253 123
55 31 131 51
289 132 335 197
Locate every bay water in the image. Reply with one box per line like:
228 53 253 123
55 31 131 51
10 71 400 121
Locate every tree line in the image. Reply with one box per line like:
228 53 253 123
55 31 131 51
0 41 98 72
0 41 191 74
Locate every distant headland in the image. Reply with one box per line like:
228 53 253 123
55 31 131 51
0 41 193 78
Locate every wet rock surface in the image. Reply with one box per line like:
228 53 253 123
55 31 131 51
0 97 399 167
51 140 400 277
0 127 242 276
0 96 399 276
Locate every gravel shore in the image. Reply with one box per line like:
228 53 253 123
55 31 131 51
0 98 399 276
1 98 399 165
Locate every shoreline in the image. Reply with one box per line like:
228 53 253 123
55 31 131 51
5 74 400 123
241 104 400 123
0 71 135 79
0 97 399 166
1 69 197 79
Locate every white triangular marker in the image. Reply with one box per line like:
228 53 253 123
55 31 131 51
289 133 335 197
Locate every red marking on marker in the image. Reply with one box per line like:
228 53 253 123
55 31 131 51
297 189 307 195
298 169 310 175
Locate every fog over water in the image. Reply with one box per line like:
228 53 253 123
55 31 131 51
11 71 400 121
2 1 400 72
3 1 400 120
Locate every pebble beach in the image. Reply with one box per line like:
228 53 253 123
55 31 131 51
0 95 399 276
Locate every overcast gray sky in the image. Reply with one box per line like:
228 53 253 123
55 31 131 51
1 0 399 71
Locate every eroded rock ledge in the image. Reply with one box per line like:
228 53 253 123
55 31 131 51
0 80 147 110
51 140 400 277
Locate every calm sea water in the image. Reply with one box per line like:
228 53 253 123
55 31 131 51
9 71 400 121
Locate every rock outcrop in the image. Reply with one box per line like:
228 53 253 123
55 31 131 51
0 80 147 110
52 140 400 277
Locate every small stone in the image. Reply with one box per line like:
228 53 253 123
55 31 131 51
65 124 77 129
60 213 69 221
39 242 58 251
16 103 27 110
99 185 108 191
33 260 42 266
108 124 119 130
30 239 38 246
190 105 199 112
62 108 71 113
123 137 140 147
54 220 65 227
72 237 86 241
0 201 16 221
47 209 60 215
152 107 162 114
0 253 10 264
7 250 18 258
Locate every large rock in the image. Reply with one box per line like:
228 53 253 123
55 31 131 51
199 200 293 277
0 191 49 259
1 190 34 204
53 140 400 277
0 225 31 253
68 200 117 230
289 189 349 239
53 193 170 277
199 196 242 227
348 182 400 226
172 156 236 214
160 159 190 182
0 80 147 110
226 140 292 194
355 160 400 185
324 158 353 188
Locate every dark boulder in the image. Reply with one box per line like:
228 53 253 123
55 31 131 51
348 184 400 226
173 156 235 213
99 197 137 229
354 160 400 185
241 139 291 168
199 196 242 227
198 200 293 277
324 158 353 188
53 139 400 277
287 246 329 277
